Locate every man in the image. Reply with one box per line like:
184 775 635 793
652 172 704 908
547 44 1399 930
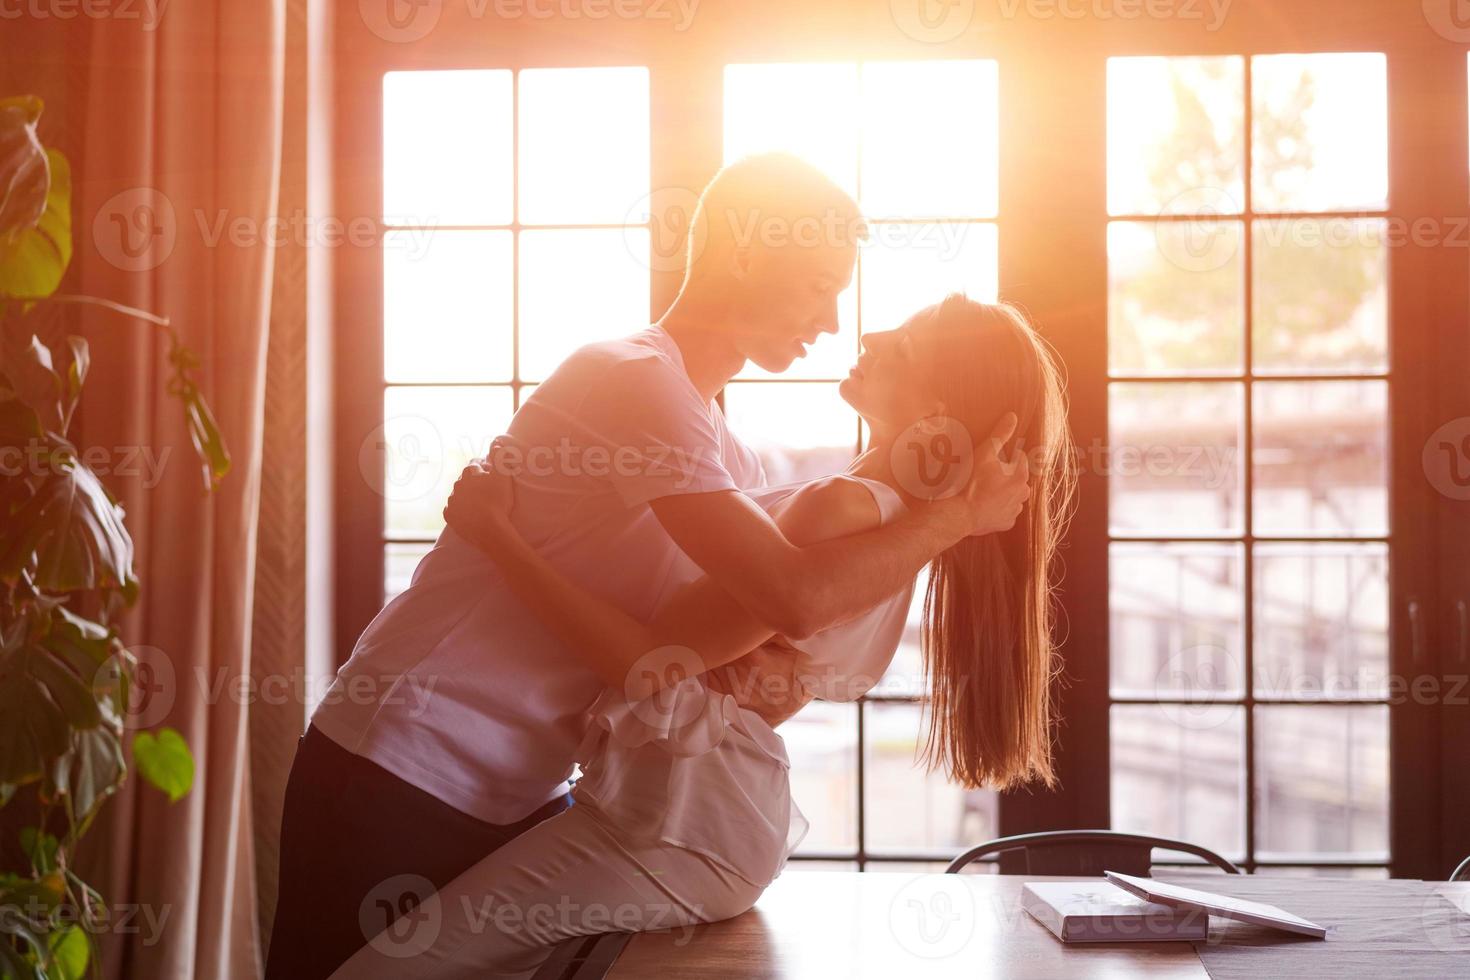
265 153 1027 979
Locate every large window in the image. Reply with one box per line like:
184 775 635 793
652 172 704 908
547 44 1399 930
344 6 1465 880
378 67 650 597
1105 54 1391 874
721 59 1000 867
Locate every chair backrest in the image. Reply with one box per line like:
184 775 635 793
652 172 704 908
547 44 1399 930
532 933 631 979
1452 855 1470 882
945 830 1241 876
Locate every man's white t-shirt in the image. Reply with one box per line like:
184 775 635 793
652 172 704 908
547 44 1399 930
311 326 766 824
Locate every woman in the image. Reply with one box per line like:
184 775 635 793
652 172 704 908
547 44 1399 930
330 295 1076 979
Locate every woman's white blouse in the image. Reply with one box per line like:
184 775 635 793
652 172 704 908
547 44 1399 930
570 476 915 888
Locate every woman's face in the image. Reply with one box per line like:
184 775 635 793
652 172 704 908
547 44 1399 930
838 313 947 432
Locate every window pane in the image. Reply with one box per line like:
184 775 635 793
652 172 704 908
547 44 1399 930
381 386 514 538
518 228 651 383
1252 219 1388 374
874 565 929 699
1107 56 1244 217
721 382 857 484
872 861 956 874
785 860 859 872
1252 380 1387 537
1109 382 1244 535
384 230 513 383
383 70 512 226
859 60 998 219
859 222 997 336
1110 543 1244 699
1255 704 1389 860
1111 703 1245 861
1251 866 1389 879
785 701 858 852
518 67 649 225
864 702 997 855
724 62 860 195
1254 543 1389 700
384 542 432 603
1251 54 1387 213
1108 220 1243 375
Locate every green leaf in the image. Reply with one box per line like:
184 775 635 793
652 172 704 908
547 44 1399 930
60 335 86 432
0 97 48 243
0 148 71 300
0 912 45 980
182 387 231 489
0 454 136 594
0 674 68 786
42 608 116 677
18 828 58 874
43 610 124 728
0 97 44 124
69 726 123 825
0 936 39 980
167 341 231 491
45 925 87 980
26 643 100 730
0 331 64 436
0 396 42 451
0 871 64 919
131 728 192 803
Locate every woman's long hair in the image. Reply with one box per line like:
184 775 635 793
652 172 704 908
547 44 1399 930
915 296 1077 791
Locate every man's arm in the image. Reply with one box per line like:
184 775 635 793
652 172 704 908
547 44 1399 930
444 465 885 696
705 638 814 730
649 413 1030 639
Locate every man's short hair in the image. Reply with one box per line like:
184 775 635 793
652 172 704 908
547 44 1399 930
685 153 866 282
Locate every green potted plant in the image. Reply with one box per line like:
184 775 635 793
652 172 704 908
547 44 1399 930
0 94 228 980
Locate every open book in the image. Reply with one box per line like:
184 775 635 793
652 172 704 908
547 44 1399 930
1105 871 1328 939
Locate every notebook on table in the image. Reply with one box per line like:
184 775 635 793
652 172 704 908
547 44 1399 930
1021 880 1209 943
1105 871 1329 939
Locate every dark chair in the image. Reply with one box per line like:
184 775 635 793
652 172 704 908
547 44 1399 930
1452 855 1470 882
532 933 632 979
945 830 1242 876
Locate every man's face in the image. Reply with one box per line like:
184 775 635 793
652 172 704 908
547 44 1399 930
728 240 856 373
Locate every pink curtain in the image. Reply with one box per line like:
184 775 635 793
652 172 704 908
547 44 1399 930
71 5 287 978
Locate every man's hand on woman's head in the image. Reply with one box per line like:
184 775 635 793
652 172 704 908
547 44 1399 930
957 412 1032 537
443 436 521 553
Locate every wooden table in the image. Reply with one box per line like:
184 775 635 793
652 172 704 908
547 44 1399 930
612 873 1470 978
611 871 1210 978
